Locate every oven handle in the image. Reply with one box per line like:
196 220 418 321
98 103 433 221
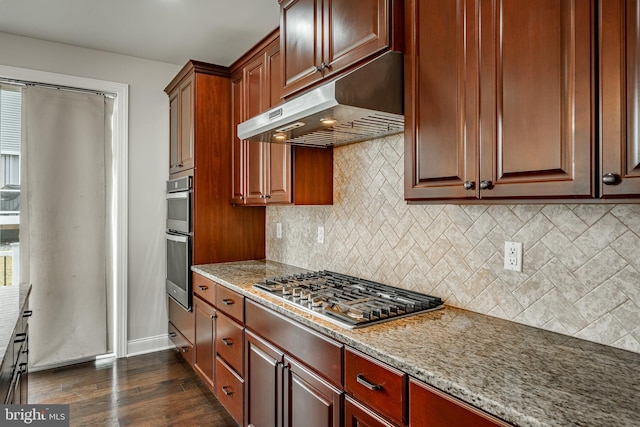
166 233 189 243
167 192 189 199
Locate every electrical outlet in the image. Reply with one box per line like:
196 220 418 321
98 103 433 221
317 226 324 244
504 241 523 272
276 222 282 239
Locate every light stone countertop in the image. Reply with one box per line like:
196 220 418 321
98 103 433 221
193 260 640 427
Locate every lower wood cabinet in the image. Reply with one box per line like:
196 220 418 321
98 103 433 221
245 330 285 427
216 356 244 425
345 395 398 427
409 378 511 427
244 329 342 427
344 347 406 426
176 276 518 427
193 295 216 390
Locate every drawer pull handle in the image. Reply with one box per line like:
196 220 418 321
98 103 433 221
222 299 234 306
23 310 33 318
356 374 382 391
222 386 234 396
180 346 189 353
198 285 208 291
222 338 233 346
14 333 27 344
169 332 177 338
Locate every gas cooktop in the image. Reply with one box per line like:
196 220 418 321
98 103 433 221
254 270 444 328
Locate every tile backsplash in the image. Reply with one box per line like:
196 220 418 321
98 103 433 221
266 133 640 354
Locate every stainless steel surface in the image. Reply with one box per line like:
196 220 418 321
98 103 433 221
237 51 404 147
254 270 443 329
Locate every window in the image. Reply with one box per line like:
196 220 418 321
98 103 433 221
0 84 21 285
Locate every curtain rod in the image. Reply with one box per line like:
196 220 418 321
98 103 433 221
0 77 117 98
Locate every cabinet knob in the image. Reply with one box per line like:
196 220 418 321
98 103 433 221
315 65 323 73
602 173 619 185
479 180 492 190
321 62 330 70
463 181 475 190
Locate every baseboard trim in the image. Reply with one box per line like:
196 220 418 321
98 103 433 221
127 334 173 357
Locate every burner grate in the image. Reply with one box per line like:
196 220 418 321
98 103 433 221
254 271 444 328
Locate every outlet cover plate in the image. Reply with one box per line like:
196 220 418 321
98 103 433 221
504 241 523 272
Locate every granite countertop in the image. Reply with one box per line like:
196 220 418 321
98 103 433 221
0 284 31 368
193 260 640 427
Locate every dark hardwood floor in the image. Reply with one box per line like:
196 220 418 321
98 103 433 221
29 349 238 427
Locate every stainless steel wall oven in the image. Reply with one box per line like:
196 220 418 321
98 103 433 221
166 176 192 310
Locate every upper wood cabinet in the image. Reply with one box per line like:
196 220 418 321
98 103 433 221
231 31 334 206
168 75 194 174
404 0 595 202
165 61 265 264
279 0 402 98
600 0 640 197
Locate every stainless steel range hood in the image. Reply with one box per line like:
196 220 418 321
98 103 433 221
237 51 404 147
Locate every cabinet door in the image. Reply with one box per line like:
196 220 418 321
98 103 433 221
409 379 511 427
345 396 398 427
281 0 324 96
193 295 216 390
178 76 195 173
169 89 180 172
231 71 247 205
323 0 390 79
600 0 640 196
245 330 284 427
245 56 269 204
284 356 342 427
478 0 594 199
404 0 479 200
267 143 293 204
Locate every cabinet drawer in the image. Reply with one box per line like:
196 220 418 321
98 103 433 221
409 378 512 427
168 322 194 365
345 395 399 427
245 299 343 387
216 311 244 376
216 286 244 322
193 273 216 306
216 356 244 426
345 347 407 426
168 296 195 343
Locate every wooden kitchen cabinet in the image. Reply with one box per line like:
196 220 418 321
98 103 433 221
404 0 595 202
279 0 402 98
344 347 407 426
231 31 334 206
599 0 640 197
193 295 216 391
244 330 342 427
245 330 285 427
345 396 398 427
244 300 344 427
284 355 343 427
409 378 512 427
168 74 194 174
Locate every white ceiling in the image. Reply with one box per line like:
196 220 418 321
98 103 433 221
0 0 280 66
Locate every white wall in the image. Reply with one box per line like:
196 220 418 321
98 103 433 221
0 32 182 351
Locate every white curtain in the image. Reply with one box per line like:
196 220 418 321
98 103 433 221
20 86 114 369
